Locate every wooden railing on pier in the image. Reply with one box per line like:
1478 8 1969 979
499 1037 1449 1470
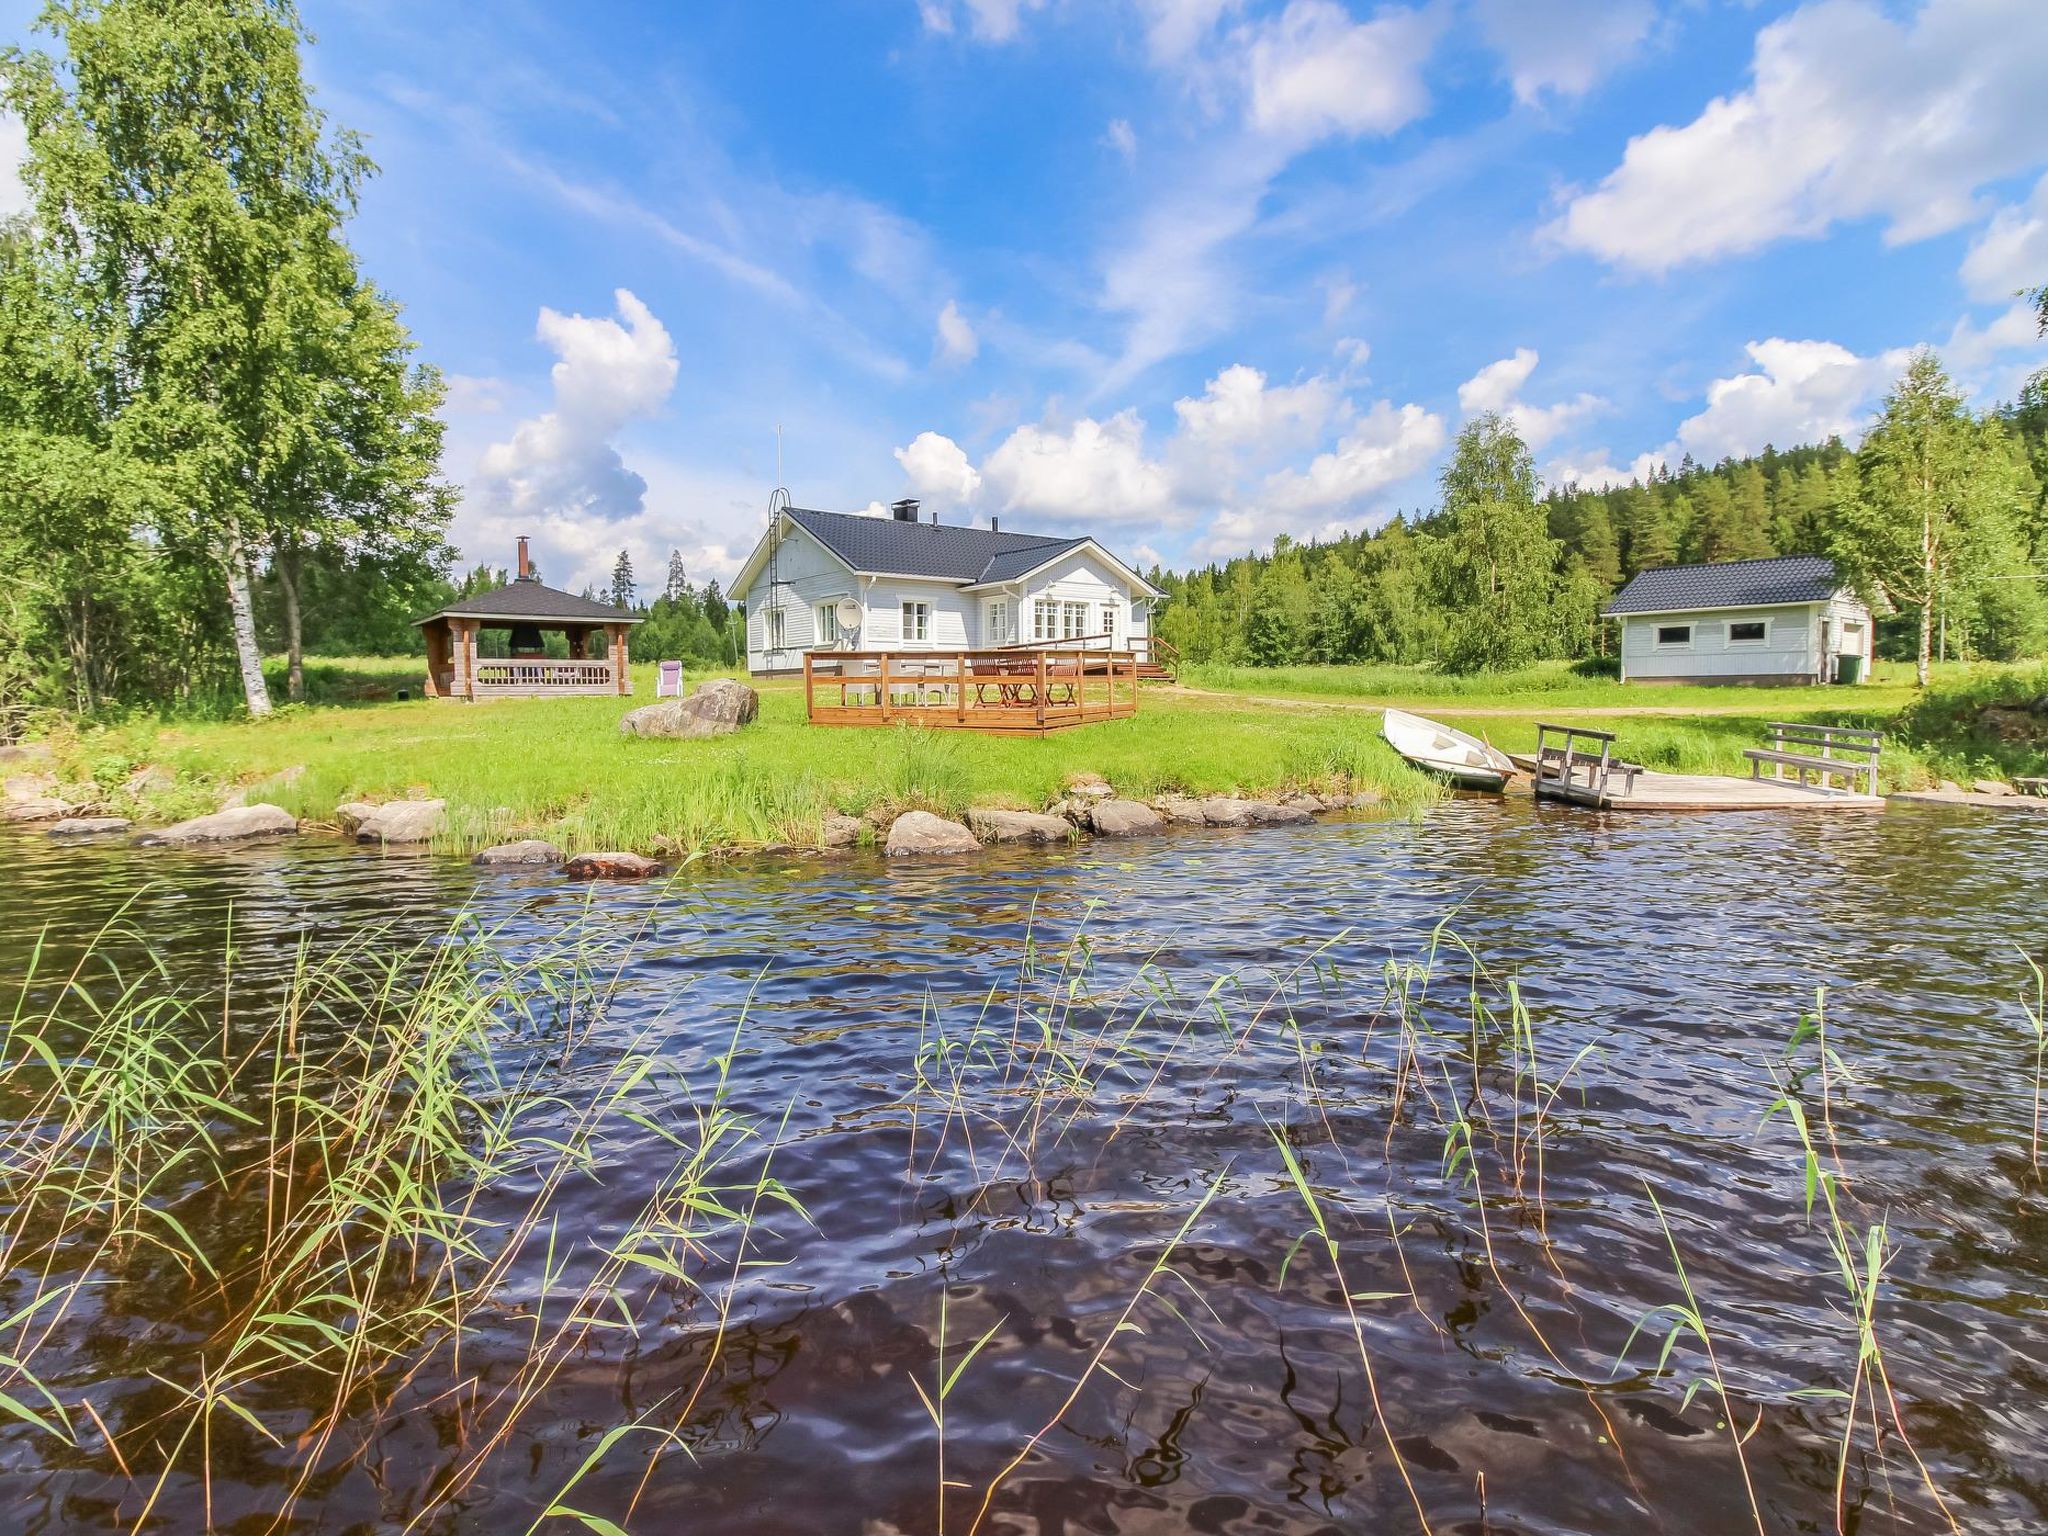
804 648 1140 734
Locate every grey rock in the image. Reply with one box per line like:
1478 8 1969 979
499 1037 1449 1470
1197 797 1253 827
1938 779 1964 795
620 679 760 739
885 810 980 856
1244 800 1313 826
137 803 297 846
48 816 132 837
1089 798 1164 837
562 851 665 879
473 838 565 866
968 807 1074 844
3 796 72 823
354 798 447 845
333 801 379 834
123 764 176 797
1973 778 2014 797
822 813 865 849
1282 792 1327 814
1341 790 1386 808
1068 779 1115 801
1153 796 1207 825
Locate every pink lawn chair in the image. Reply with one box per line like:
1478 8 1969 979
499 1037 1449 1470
656 660 684 698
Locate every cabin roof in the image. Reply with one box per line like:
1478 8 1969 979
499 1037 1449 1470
414 580 643 626
785 506 1081 583
1604 555 1847 616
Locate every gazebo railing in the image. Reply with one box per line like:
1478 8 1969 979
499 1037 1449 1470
472 657 618 695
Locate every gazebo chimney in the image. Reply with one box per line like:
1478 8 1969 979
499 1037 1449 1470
516 535 532 581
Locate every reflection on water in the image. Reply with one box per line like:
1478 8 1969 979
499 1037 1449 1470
2 799 2046 1534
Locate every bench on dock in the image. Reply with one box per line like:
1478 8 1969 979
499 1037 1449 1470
1534 723 1644 799
1743 722 1881 797
2015 777 2048 798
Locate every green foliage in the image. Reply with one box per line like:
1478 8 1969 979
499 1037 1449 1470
1433 413 1561 672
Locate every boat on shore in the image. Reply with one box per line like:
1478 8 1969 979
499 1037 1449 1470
1381 708 1516 791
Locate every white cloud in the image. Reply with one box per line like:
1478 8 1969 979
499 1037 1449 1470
916 0 954 34
1540 449 1665 493
934 299 979 365
1260 399 1445 514
1961 174 2048 303
1547 0 2048 273
1104 117 1139 163
1171 363 1344 471
1457 347 1540 413
981 411 1177 525
1672 337 1909 461
1244 0 1441 146
1469 0 1654 104
926 0 1049 43
466 290 680 586
1139 0 1242 62
0 111 29 221
895 430 983 509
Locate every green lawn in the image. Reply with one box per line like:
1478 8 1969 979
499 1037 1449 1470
37 654 2044 855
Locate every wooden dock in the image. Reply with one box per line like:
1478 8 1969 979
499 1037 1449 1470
1515 718 1886 812
1526 766 1886 811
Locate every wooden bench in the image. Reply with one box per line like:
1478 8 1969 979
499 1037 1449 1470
1534 722 1644 799
2014 777 2048 798
1743 723 1881 797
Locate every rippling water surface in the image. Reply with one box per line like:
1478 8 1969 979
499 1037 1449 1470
3 800 2046 1535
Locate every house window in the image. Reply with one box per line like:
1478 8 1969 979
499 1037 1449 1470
1728 620 1767 643
1034 599 1058 641
1099 602 1117 641
815 603 839 647
766 608 786 651
1062 601 1088 639
986 600 1008 645
1656 624 1691 646
901 601 930 643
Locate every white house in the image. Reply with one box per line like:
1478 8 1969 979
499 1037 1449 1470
730 499 1163 675
1605 555 1874 685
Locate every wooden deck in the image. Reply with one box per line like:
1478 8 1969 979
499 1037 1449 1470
805 648 1139 734
1514 758 1886 811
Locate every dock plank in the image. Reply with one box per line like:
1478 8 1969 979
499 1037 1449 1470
1533 770 1885 812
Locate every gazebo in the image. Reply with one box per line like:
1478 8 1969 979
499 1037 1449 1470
415 539 643 700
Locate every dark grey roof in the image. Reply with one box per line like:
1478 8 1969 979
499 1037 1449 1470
1605 555 1845 616
787 507 1080 583
415 580 642 625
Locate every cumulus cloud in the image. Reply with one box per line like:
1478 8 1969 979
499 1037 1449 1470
1672 337 1910 462
921 0 1048 42
982 411 1178 525
0 111 29 220
1457 348 1606 450
1103 117 1139 163
1961 174 2048 304
466 290 680 584
1469 0 1655 104
1259 399 1446 514
934 299 979 365
1540 449 1666 493
895 430 984 509
1547 0 2048 273
1172 364 1344 461
1457 348 1540 413
1139 0 1242 62
1244 0 1442 146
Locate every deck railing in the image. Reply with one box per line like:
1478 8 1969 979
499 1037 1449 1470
805 648 1139 733
472 657 620 696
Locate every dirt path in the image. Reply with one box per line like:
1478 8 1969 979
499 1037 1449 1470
1161 684 1858 719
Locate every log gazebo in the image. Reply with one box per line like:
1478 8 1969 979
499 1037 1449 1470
414 539 642 700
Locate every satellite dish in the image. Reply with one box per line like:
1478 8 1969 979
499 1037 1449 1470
834 597 863 630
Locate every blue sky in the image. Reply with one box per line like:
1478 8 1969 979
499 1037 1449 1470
5 0 2048 593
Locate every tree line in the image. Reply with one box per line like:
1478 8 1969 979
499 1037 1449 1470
1153 354 2048 683
0 0 450 722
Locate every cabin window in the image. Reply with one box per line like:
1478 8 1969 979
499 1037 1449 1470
814 603 838 646
901 601 930 643
1655 625 1691 646
1099 602 1118 641
1033 599 1058 641
1062 601 1088 639
766 608 786 651
1728 620 1767 643
986 600 1009 644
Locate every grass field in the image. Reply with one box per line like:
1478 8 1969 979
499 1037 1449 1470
29 654 2047 855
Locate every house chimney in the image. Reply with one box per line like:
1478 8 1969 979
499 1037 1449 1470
516 536 532 581
891 498 920 523
989 516 999 533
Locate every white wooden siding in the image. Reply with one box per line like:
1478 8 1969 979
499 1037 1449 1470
741 524 854 671
1619 605 1822 682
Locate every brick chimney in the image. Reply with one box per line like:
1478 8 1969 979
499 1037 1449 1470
516 536 532 581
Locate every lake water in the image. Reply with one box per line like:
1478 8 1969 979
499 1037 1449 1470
2 800 2045 1535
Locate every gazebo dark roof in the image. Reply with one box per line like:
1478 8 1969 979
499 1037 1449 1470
415 579 642 626
1604 555 1844 616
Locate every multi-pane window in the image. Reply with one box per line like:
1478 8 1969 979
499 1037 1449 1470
815 603 839 646
1099 602 1117 641
1062 601 1087 639
1033 599 1058 641
986 600 1008 645
766 608 786 651
901 601 930 643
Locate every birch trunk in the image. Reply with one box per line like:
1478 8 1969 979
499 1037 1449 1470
276 540 305 702
224 518 272 716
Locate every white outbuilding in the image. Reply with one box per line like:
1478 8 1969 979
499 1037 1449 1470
1605 555 1874 685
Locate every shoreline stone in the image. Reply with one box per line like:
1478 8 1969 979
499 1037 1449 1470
354 798 446 846
48 816 132 837
885 810 980 856
822 813 864 849
562 851 664 879
333 801 379 834
473 838 564 867
968 807 1073 844
136 803 297 846
1089 798 1163 837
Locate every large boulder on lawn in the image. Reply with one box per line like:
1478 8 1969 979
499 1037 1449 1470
1089 798 1163 837
473 838 565 866
885 810 980 856
353 799 446 846
562 851 665 880
136 803 296 846
48 816 131 837
620 679 759 739
968 807 1073 844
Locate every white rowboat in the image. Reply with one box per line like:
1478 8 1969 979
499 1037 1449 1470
1381 708 1516 791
